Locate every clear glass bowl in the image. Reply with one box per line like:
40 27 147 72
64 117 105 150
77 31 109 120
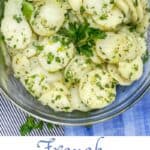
0 0 150 125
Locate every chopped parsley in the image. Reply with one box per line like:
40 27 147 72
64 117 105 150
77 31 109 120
99 14 108 20
47 52 54 64
13 14 22 23
129 25 137 32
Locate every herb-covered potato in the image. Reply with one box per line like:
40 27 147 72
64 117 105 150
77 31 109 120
30 0 65 36
68 0 83 11
79 69 116 109
12 54 30 78
64 56 94 85
20 57 63 98
118 57 143 81
38 37 75 72
39 82 72 112
83 0 124 31
107 64 133 86
1 0 32 49
70 87 90 112
96 32 138 64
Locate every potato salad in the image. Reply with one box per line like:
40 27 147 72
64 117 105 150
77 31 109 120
1 0 150 112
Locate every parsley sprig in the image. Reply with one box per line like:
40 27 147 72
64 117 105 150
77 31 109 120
20 116 55 136
58 22 107 57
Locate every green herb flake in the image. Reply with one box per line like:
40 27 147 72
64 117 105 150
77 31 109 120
13 14 22 23
47 53 54 64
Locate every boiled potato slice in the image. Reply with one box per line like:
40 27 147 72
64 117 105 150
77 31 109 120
1 0 32 50
96 32 138 63
96 33 122 63
137 36 147 57
12 54 30 78
39 82 72 112
93 7 124 31
4 0 23 17
70 87 90 112
134 0 144 23
68 0 83 11
21 73 50 98
90 48 104 65
29 57 63 83
83 0 113 15
38 38 75 72
136 12 150 34
118 57 143 81
23 42 38 58
79 69 116 109
114 0 131 23
125 0 138 23
64 56 94 85
107 64 133 86
30 0 65 36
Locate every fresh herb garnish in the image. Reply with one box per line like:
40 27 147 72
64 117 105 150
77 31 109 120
22 1 34 21
20 116 56 136
20 116 43 136
58 22 107 57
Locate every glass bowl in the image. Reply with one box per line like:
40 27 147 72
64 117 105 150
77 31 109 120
0 0 150 126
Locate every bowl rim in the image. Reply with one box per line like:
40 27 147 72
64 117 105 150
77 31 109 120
1 80 150 126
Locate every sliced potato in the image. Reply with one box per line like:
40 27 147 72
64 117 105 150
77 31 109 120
96 32 121 63
38 38 75 72
93 7 124 31
30 0 65 36
64 56 94 85
134 0 144 23
4 0 23 17
12 54 30 78
118 57 143 81
70 87 90 112
114 0 131 23
83 0 113 15
107 64 132 86
21 73 50 98
79 69 116 109
26 56 62 83
136 36 147 57
90 49 104 65
39 82 72 112
125 0 138 23
136 12 150 34
96 32 137 64
1 0 32 50
68 0 83 11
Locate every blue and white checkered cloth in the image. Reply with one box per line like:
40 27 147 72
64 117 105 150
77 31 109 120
1 91 150 136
